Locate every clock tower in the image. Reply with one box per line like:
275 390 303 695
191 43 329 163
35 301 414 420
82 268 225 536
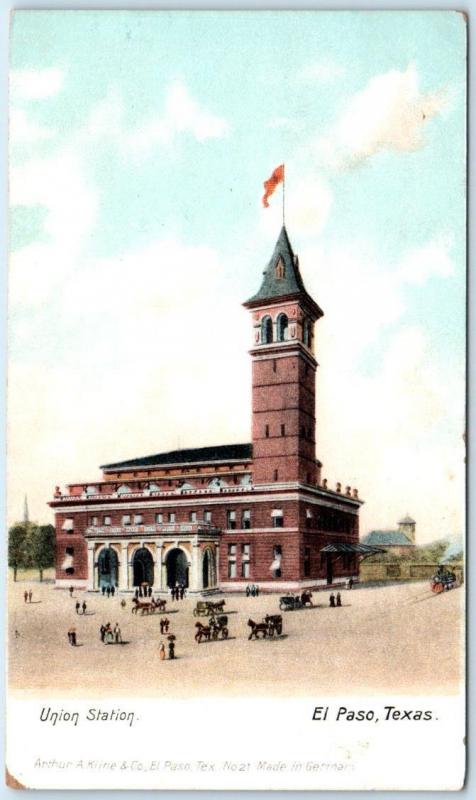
244 227 324 486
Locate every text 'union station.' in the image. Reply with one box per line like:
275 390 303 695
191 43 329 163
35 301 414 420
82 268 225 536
50 227 373 593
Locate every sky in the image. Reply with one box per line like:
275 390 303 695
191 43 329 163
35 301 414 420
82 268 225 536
8 10 466 543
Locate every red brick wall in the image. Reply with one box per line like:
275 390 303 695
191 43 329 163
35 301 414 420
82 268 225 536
55 511 88 581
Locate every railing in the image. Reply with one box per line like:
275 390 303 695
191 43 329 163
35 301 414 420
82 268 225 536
84 522 221 538
54 485 255 502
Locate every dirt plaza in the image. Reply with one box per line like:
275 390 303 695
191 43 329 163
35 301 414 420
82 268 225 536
8 575 464 698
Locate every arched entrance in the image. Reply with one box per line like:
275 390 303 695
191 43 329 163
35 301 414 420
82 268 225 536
166 548 189 588
132 547 154 587
97 547 118 589
202 548 216 589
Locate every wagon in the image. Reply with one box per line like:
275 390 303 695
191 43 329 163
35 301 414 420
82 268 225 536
210 614 229 640
193 600 226 617
264 614 283 636
279 594 303 611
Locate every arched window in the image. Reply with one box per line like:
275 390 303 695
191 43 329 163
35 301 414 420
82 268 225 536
277 313 288 342
208 477 228 489
117 485 131 496
303 318 310 347
261 316 273 344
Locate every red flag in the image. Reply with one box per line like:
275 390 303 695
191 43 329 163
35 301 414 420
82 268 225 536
262 164 285 208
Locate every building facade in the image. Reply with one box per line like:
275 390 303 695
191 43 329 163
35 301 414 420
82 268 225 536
50 227 367 593
362 515 417 556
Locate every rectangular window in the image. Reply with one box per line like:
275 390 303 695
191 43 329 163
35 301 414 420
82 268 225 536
241 561 250 579
168 512 176 523
133 514 143 525
242 509 251 529
122 514 131 526
306 509 312 528
265 424 269 438
281 423 285 436
227 510 236 530
103 515 111 526
156 513 163 524
228 543 237 579
65 546 74 556
273 359 277 373
61 518 74 532
91 516 98 527
273 469 278 482
204 510 212 523
272 544 282 578
304 546 311 577
272 510 284 528
190 511 197 522
242 543 250 559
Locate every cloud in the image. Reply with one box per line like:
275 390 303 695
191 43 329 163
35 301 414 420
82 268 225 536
9 108 55 144
85 82 230 158
314 64 447 169
10 68 65 100
397 236 455 284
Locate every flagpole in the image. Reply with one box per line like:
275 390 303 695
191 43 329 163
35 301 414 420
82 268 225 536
282 163 285 226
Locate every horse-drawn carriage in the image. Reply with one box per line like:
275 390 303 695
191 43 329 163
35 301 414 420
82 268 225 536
193 599 226 617
430 568 459 594
132 597 167 615
279 591 313 611
195 614 229 643
248 615 283 639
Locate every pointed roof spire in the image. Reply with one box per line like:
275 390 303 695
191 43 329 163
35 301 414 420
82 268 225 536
23 495 29 524
244 226 323 318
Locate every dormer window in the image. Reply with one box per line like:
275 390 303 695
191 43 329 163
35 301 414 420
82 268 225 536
275 257 285 279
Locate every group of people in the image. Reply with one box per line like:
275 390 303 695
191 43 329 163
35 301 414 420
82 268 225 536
159 637 176 660
170 585 186 601
100 622 122 644
75 601 88 615
135 585 153 599
329 592 342 608
159 617 170 635
23 590 33 603
67 627 78 646
245 584 260 597
102 585 117 598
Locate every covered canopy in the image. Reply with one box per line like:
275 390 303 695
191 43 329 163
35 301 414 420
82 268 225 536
321 542 386 558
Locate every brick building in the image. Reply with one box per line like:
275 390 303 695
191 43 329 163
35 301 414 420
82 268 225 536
50 226 369 593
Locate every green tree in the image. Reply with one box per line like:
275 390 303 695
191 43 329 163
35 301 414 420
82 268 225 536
30 524 56 582
8 522 30 581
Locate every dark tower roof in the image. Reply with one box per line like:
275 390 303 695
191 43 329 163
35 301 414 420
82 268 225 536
101 443 253 471
244 226 323 317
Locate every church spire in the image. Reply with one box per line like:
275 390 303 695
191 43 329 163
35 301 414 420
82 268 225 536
244 226 323 319
23 495 29 524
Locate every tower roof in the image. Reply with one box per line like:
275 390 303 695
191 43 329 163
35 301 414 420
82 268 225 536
244 226 323 317
398 514 416 525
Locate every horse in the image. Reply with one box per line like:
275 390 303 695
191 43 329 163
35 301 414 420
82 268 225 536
301 590 313 607
151 598 167 613
195 621 212 643
247 618 268 640
132 597 153 615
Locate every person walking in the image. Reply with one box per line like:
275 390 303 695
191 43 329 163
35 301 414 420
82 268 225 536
69 585 74 598
23 591 28 604
28 590 33 603
180 585 185 600
67 628 72 645
159 618 164 635
113 623 122 644
82 601 87 615
164 618 170 633
168 639 175 660
111 585 115 597
336 592 342 607
329 593 336 608
106 586 111 598
256 585 260 597
75 601 81 615
246 585 250 598
170 587 175 602
100 624 106 642
101 585 106 596
159 641 166 661
135 588 139 600
148 586 152 598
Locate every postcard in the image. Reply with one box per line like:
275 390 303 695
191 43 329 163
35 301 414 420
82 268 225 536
6 10 466 791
